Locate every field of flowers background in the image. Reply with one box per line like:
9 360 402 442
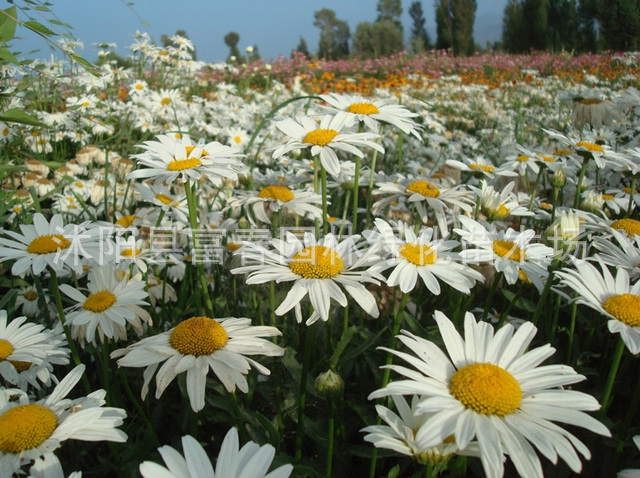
2 4 640 478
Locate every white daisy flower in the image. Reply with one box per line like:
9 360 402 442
127 134 246 186
58 264 151 345
0 213 103 276
14 284 47 318
112 316 284 412
271 114 384 177
232 232 381 325
139 427 293 478
555 258 640 354
318 92 423 140
362 394 479 466
471 181 534 223
618 435 640 478
0 311 69 388
591 228 640 280
455 215 554 290
445 155 518 180
367 218 483 294
0 364 127 478
369 310 610 478
226 184 323 225
373 176 474 234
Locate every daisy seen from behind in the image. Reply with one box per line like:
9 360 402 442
232 232 381 325
366 218 483 294
112 316 284 412
369 310 610 478
555 258 640 354
0 364 127 478
271 114 384 177
139 427 292 478
58 264 151 345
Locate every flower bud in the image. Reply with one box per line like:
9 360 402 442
553 166 567 188
314 369 344 399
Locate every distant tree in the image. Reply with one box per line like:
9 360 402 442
246 44 260 62
224 31 241 62
522 0 549 50
377 0 404 30
434 0 453 50
598 0 640 51
451 0 477 56
548 0 579 51
313 8 350 59
293 36 311 58
577 0 599 52
502 0 525 52
352 20 404 58
409 1 432 52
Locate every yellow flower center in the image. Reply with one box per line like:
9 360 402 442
554 148 572 156
169 316 228 356
449 362 522 416
484 204 511 221
234 135 242 144
541 155 555 163
226 242 242 252
406 180 440 198
576 141 604 153
611 218 640 237
155 193 173 205
470 164 495 173
84 290 117 313
120 248 142 257
493 240 525 262
160 97 171 105
23 290 38 301
580 97 603 105
303 129 339 146
0 404 58 453
0 339 13 360
115 215 139 228
399 243 437 266
623 187 637 195
346 102 380 115
602 194 615 200
289 245 344 279
9 360 32 372
603 294 640 327
167 158 202 171
258 185 295 202
26 234 71 255
516 155 530 162
540 202 552 210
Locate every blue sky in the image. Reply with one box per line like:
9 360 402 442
13 0 507 64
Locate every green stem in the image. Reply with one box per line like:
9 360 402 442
184 182 214 317
321 165 329 236
531 270 555 326
600 336 626 416
325 397 335 478
574 154 590 209
495 281 525 329
364 126 383 229
352 155 360 235
369 293 409 478
338 189 351 240
482 271 502 322
48 268 91 393
566 296 578 364
295 323 315 464
117 367 160 447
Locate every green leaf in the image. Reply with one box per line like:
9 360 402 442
0 46 19 65
387 465 400 478
69 53 99 76
0 6 18 44
22 20 57 37
329 325 357 369
0 108 45 127
34 6 51 12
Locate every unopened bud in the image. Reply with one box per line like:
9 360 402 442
314 369 344 398
553 167 567 188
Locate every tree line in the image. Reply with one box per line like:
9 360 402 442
221 0 640 62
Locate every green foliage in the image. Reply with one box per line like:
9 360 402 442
292 36 310 58
434 0 453 50
451 0 477 56
313 8 350 60
408 1 431 52
352 20 404 58
598 0 640 51
224 31 241 62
